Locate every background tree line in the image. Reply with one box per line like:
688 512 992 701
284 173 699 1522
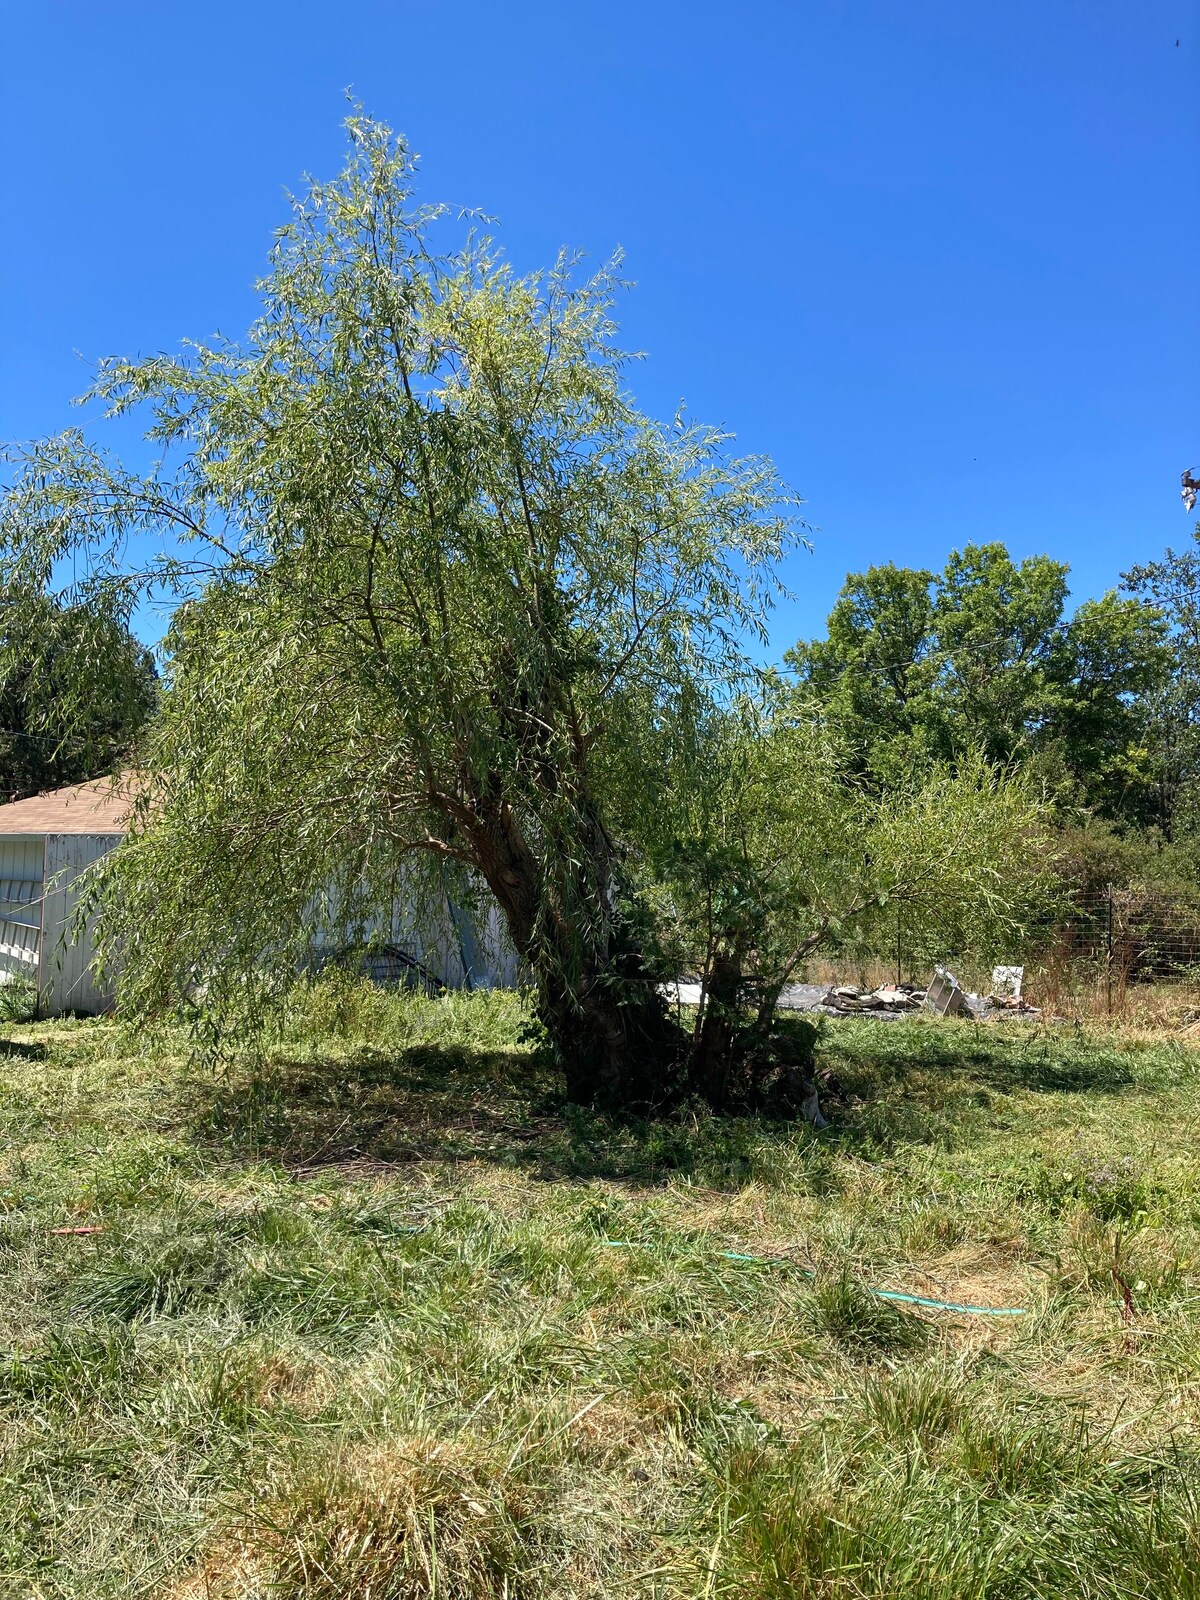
0 586 155 803
786 535 1200 899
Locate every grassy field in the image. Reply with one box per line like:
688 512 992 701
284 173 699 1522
2 980 1199 1598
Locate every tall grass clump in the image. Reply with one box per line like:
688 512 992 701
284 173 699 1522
801 1272 931 1356
0 974 37 1023
280 969 537 1057
708 1407 1200 1598
182 1437 545 1599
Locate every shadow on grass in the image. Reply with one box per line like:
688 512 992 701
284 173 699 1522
181 1040 837 1189
182 1043 554 1165
0 1039 47 1062
809 1020 1138 1098
174 1017 1144 1192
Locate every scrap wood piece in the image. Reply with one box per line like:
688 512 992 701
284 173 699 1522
871 985 920 1009
51 1225 104 1236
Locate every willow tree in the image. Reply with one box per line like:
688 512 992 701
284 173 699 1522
651 694 1054 1109
0 117 796 1107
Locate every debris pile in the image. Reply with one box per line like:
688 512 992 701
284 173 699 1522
670 965 1045 1023
787 964 1042 1023
817 982 925 1017
980 991 1042 1017
970 964 1042 1019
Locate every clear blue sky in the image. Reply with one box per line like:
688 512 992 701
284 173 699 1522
2 0 1195 660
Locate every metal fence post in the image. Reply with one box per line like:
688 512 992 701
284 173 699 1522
896 903 902 989
1106 892 1113 1016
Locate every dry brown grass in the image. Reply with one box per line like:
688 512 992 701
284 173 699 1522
170 1437 543 1600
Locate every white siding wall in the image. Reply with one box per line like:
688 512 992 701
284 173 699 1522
3 829 519 1016
39 834 122 1015
316 891 520 991
0 837 43 986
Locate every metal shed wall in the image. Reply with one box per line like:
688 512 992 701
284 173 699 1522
314 891 520 991
38 834 123 1015
0 837 44 986
2 823 519 1014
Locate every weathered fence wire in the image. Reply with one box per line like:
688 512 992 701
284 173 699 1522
806 887 1200 1023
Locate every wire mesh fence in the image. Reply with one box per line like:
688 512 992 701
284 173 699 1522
1035 887 1200 1022
800 887 1200 1025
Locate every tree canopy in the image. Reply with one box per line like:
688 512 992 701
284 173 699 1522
1123 523 1200 841
787 543 1171 829
650 689 1053 1107
0 586 156 802
0 118 1064 1119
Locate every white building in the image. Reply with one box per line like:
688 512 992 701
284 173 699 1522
0 776 517 1016
0 776 129 1014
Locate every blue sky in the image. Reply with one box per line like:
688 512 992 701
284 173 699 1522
2 0 1195 660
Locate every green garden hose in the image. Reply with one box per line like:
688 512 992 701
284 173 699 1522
601 1239 1027 1317
387 1222 1027 1316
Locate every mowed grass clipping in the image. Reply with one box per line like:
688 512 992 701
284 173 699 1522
1 979 1199 1597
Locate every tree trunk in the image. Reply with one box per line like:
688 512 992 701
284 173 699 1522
538 956 670 1109
465 795 675 1109
752 977 787 1046
689 953 827 1123
689 948 746 1107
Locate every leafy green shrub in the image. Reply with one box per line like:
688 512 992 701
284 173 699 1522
1051 1214 1190 1309
1011 1144 1166 1224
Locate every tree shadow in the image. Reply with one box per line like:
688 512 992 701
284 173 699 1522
178 1021 1143 1193
183 1042 557 1167
794 1019 1140 1162
180 1041 836 1190
814 1025 1138 1097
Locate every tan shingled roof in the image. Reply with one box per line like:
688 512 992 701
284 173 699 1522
0 775 137 836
